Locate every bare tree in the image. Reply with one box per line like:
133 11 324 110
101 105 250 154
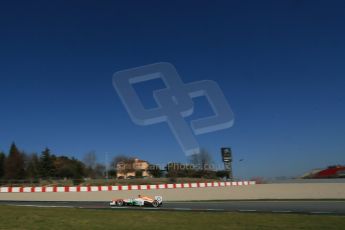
189 148 213 171
111 155 135 175
83 151 97 169
94 163 106 178
83 151 97 178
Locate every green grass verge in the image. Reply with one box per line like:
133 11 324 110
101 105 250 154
0 206 344 230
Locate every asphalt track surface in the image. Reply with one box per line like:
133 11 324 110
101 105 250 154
1 200 345 215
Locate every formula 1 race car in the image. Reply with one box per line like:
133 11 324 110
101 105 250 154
110 195 163 208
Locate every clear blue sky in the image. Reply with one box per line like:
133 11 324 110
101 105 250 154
0 0 344 179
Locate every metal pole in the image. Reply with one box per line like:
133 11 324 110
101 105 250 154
105 152 109 180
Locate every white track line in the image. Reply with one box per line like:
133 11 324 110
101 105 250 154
8 204 74 208
310 211 334 214
272 210 293 213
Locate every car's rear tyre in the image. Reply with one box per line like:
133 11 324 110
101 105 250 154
152 200 159 208
116 199 124 206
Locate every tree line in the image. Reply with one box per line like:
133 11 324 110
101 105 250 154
0 143 229 182
0 143 105 181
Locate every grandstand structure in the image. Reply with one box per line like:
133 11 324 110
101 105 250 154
302 165 345 179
